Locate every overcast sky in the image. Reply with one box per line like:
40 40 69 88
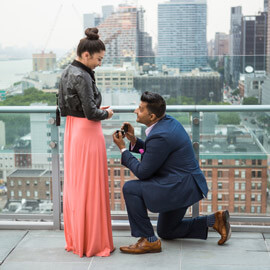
0 0 264 53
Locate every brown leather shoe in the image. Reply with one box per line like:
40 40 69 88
213 210 231 245
120 237 161 254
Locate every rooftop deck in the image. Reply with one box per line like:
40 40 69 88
1 230 270 270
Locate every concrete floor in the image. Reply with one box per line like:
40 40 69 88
1 230 270 270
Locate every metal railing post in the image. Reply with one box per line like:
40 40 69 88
192 112 200 218
49 114 61 230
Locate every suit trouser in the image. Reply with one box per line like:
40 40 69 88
123 180 208 240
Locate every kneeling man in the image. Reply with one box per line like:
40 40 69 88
113 91 231 254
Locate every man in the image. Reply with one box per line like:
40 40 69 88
113 91 231 254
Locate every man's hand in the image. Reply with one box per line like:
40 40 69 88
121 122 137 145
113 130 126 150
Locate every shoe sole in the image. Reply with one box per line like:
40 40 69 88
120 248 162 254
222 210 231 243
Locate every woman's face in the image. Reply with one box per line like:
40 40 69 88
81 50 105 70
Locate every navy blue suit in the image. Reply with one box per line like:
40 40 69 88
121 115 209 239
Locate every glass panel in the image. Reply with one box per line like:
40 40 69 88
0 113 54 215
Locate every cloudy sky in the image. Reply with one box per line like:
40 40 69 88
0 0 264 54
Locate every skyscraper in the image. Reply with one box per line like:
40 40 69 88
97 5 152 66
157 0 207 72
229 6 242 87
241 12 268 73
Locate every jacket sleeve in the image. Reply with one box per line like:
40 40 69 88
129 138 145 153
76 74 108 121
122 135 171 180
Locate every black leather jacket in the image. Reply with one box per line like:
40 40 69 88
58 60 108 121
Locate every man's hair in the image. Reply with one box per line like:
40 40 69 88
141 91 166 118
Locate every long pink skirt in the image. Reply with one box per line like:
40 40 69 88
63 116 114 257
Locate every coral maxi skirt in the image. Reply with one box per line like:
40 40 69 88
63 116 114 257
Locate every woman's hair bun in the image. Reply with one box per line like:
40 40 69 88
85 28 99 40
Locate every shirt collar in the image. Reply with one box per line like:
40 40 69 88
145 122 158 137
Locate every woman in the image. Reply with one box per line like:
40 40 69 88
58 28 114 257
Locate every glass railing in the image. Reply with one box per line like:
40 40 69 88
0 105 270 230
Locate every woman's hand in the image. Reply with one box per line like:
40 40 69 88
106 109 114 119
101 106 110 110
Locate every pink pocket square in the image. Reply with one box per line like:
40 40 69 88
139 148 144 154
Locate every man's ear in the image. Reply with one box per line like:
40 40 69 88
150 113 157 121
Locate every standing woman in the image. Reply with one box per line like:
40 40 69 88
58 28 114 257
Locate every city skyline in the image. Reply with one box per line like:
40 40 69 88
0 0 264 56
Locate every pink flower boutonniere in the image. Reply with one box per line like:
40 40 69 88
139 148 144 154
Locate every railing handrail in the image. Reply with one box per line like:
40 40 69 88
1 104 270 113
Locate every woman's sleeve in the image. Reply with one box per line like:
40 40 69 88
76 74 108 121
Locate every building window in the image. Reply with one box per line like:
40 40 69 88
218 193 222 201
240 206 246 213
34 191 38 198
207 171 212 178
27 191 30 197
257 194 261 201
218 182 222 189
257 206 261 213
18 190 22 197
257 171 262 178
114 159 121 164
235 160 240 166
234 170 240 177
108 169 111 176
241 194 246 201
207 182 212 190
258 160 262 165
218 171 223 177
252 159 256 165
114 193 121 200
257 183 261 190
234 182 239 190
46 191 50 196
34 180 38 186
241 171 246 178
241 183 246 191
207 205 212 213
114 181 121 188
251 194 256 201
201 159 206 165
26 181 30 186
114 169 121 177
207 159 212 165
218 205 222 210
218 159 223 165
241 159 246 165
46 181 50 186
18 180 22 186
252 171 256 178
10 190 14 197
234 194 239 201
124 170 130 177
208 193 212 200
251 206 255 213
234 206 239 213
10 180 14 187
251 182 256 189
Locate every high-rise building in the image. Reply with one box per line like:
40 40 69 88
32 51 56 72
157 0 207 72
83 13 101 30
241 12 268 73
261 0 270 106
229 6 242 87
265 0 268 12
102 5 114 20
97 5 151 66
214 33 229 57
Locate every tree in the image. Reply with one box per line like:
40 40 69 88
242 97 258 105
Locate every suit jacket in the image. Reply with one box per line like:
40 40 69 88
121 114 208 213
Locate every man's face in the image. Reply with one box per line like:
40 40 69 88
134 101 153 126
